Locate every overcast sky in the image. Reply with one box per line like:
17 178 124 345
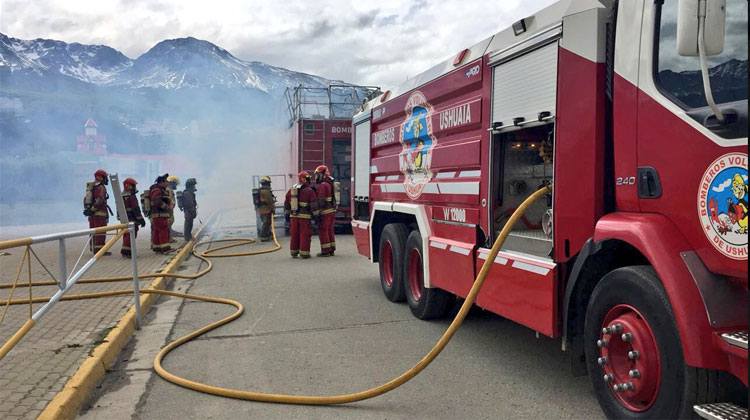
0 0 556 87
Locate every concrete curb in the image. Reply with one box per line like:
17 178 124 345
38 222 211 420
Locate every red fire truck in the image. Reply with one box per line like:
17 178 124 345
350 1 748 418
285 85 380 229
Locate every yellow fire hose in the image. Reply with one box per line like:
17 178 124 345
0 186 550 405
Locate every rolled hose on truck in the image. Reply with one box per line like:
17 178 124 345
0 186 551 405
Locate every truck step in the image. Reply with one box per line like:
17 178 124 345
694 403 748 420
721 331 748 350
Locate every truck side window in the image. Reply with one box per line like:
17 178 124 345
655 0 748 109
304 123 315 136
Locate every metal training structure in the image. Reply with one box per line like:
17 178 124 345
285 84 381 229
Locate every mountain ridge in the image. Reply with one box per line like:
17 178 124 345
0 33 340 96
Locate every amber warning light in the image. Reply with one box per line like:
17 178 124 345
453 49 469 66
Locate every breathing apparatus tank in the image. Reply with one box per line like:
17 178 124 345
252 188 260 208
290 184 300 214
141 189 152 216
83 182 95 215
333 181 341 209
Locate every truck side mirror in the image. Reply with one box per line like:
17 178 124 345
677 0 726 57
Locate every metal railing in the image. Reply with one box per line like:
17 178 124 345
0 173 144 362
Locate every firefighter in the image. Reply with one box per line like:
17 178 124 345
167 175 181 242
149 174 172 253
284 171 318 258
314 165 336 257
180 178 198 241
258 176 276 242
121 178 147 257
84 169 111 255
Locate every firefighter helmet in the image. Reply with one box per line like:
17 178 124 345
156 173 169 183
186 178 197 187
314 165 329 176
167 175 180 185
297 171 311 184
94 169 108 178
123 178 137 187
260 176 272 185
732 173 746 189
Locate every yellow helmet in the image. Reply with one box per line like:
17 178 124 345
732 174 745 188
261 176 272 184
167 175 180 185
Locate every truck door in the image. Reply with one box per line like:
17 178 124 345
636 1 748 276
352 115 371 256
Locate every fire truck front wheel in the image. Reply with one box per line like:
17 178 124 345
584 266 712 419
404 230 452 320
378 223 408 302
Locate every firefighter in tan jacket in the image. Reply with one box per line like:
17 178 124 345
257 176 276 242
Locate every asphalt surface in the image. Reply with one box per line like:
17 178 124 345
80 216 604 419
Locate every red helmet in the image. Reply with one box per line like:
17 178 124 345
94 169 108 178
123 178 137 187
314 165 329 176
297 171 311 184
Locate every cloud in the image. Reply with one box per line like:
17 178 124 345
0 0 558 87
713 177 733 193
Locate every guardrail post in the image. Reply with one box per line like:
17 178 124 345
58 239 67 290
130 223 142 330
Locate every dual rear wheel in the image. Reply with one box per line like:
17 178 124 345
378 223 451 319
379 224 742 417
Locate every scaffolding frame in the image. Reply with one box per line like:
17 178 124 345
284 84 381 126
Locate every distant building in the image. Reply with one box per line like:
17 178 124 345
73 118 200 188
76 118 107 155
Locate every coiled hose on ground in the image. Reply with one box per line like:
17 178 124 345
0 185 550 405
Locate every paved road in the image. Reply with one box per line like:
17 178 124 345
81 217 604 419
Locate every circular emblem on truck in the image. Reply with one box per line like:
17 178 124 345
697 153 748 260
399 91 438 199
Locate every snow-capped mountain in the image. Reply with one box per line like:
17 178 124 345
0 33 132 84
657 58 748 107
0 33 374 168
0 33 339 97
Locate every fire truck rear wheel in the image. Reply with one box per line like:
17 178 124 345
404 230 451 319
378 223 408 302
584 266 709 419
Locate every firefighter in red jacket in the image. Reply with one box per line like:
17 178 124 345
149 174 172 253
86 169 111 255
314 165 336 257
121 178 146 257
284 171 319 259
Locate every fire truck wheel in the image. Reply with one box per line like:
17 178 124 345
584 266 702 419
404 230 451 319
378 223 408 302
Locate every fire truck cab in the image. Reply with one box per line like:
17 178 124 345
351 0 748 418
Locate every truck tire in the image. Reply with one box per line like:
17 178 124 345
584 266 726 419
379 223 407 302
404 230 451 319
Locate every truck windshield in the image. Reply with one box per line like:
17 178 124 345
655 0 748 109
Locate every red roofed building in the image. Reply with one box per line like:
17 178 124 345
76 118 107 155
73 118 201 187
